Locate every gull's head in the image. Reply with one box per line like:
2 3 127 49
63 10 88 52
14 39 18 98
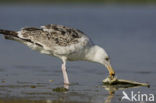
86 45 115 76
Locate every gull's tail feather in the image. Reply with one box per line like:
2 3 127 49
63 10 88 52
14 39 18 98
0 29 18 37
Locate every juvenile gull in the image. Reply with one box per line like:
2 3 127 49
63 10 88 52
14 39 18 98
0 24 115 85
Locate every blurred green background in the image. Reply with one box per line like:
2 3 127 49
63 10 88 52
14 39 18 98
0 0 156 4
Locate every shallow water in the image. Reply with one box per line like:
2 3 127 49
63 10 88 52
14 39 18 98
0 5 156 103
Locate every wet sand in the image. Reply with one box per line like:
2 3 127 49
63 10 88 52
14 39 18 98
0 65 154 103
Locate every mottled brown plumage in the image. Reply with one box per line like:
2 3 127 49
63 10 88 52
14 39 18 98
20 24 84 47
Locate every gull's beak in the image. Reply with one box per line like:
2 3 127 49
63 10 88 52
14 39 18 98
106 63 115 78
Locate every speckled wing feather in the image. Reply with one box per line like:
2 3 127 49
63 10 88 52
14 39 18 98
41 24 85 46
18 24 91 55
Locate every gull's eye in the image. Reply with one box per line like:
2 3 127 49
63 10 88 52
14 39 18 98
105 57 109 61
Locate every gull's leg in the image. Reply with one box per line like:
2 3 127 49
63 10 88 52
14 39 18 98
61 59 70 85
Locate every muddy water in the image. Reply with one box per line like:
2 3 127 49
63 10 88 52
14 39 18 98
0 5 156 103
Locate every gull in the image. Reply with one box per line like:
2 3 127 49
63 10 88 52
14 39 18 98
0 24 115 85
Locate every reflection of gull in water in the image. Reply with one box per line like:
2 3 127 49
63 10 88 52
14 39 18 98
0 24 115 86
46 84 150 103
103 83 150 103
